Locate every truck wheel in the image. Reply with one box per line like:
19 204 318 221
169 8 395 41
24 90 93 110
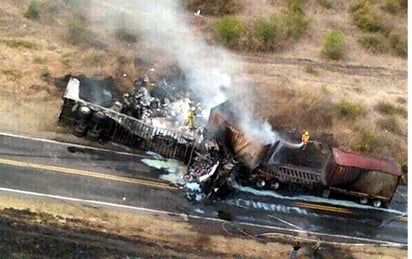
360 197 368 205
78 105 91 118
256 179 266 189
271 181 280 190
373 199 382 208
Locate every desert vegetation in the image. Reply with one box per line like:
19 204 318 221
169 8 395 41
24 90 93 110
322 31 345 60
350 0 407 57
215 0 310 51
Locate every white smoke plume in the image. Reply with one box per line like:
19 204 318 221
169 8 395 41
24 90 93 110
89 0 278 144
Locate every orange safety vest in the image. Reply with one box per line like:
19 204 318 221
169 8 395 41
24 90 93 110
302 134 310 144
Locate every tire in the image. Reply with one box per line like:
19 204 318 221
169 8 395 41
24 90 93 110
78 106 91 119
73 124 87 137
256 179 266 189
373 199 382 208
87 129 100 140
271 181 280 190
360 197 368 205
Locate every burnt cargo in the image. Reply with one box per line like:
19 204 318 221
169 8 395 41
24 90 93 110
208 102 271 169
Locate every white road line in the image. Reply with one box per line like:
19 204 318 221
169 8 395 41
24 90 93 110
0 186 405 247
0 131 147 158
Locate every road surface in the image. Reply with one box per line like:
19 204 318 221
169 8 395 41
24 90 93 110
0 132 407 246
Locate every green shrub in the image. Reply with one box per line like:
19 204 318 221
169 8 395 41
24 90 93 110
216 15 244 46
358 34 389 53
355 132 377 153
335 100 363 120
116 28 138 43
375 102 407 117
399 0 407 9
24 0 40 20
288 0 305 14
66 15 88 45
252 18 278 51
377 117 403 136
323 31 345 60
352 0 385 33
388 31 407 57
184 0 243 15
270 0 310 40
182 0 244 15
317 0 334 9
382 0 401 13
280 11 310 39
0 39 38 49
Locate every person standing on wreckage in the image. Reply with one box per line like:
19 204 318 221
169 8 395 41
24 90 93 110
301 131 310 149
185 106 196 130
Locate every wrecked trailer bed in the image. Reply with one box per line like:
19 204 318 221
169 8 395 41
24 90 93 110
250 147 402 207
205 101 402 207
255 164 322 188
58 78 195 163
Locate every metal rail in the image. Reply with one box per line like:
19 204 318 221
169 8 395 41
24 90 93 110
58 98 195 163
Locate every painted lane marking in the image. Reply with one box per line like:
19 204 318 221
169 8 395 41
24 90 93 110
0 131 149 158
294 202 353 214
0 158 177 191
0 186 405 247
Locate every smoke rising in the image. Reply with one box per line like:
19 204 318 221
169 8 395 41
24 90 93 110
89 0 277 144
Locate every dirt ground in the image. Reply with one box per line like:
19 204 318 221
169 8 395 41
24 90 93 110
0 196 406 258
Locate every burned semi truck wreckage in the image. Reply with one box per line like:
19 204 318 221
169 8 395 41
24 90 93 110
58 76 402 208
58 76 196 163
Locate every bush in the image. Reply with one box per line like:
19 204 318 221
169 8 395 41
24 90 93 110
335 100 363 120
184 0 243 15
388 31 407 57
323 31 345 60
355 132 377 153
399 0 407 9
280 12 310 39
358 34 389 54
116 28 138 43
375 102 407 117
280 0 311 39
317 0 334 9
377 117 403 136
252 18 278 51
382 0 401 13
66 15 88 45
351 0 385 33
216 15 244 46
0 39 38 49
24 0 40 20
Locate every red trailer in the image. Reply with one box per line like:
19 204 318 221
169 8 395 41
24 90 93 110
321 148 402 207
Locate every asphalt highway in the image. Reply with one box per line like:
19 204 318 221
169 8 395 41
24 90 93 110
0 132 407 246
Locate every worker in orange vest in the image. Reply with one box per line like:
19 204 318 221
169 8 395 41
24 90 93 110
185 107 196 129
301 131 310 149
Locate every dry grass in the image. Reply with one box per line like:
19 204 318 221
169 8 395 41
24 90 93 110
0 195 407 258
0 196 295 258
